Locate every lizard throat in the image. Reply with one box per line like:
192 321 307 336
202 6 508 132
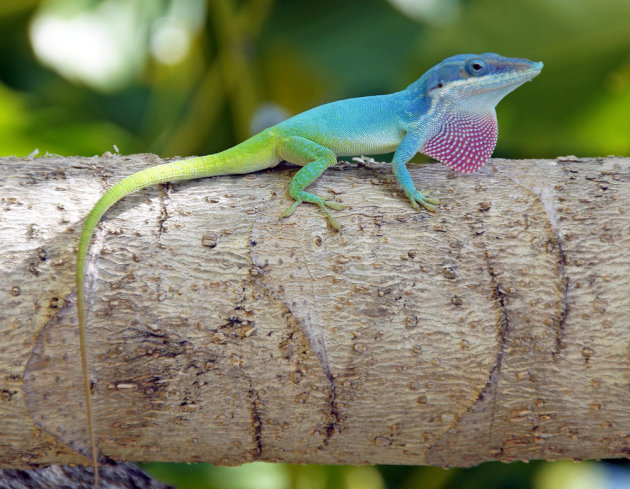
420 110 498 173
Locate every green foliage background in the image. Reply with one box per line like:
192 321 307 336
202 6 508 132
2 0 630 487
3 0 630 160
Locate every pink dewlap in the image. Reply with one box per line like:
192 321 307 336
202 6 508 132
421 112 498 173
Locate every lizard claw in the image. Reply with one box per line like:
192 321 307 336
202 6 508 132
406 189 440 212
320 196 345 211
281 193 344 231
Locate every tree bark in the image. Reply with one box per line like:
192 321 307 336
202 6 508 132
1 154 629 470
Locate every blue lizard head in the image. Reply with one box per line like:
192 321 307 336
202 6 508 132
423 53 543 108
411 53 542 173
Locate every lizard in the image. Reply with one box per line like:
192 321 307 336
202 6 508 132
75 52 542 485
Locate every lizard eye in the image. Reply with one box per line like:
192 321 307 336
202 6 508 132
465 58 488 76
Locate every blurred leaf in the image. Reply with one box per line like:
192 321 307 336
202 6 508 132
534 460 607 489
574 59 630 155
446 461 540 489
0 0 40 16
139 462 215 489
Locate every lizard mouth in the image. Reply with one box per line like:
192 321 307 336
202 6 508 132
429 60 543 97
475 61 544 94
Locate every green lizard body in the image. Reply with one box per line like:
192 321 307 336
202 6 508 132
76 53 542 485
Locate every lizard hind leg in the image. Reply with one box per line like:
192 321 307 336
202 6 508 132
277 136 344 231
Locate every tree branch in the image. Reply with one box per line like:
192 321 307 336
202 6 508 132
1 154 629 469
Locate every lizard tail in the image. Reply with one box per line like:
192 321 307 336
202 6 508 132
76 131 279 485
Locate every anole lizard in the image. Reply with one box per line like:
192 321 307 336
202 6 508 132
76 53 542 485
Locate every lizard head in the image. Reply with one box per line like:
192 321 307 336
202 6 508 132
418 53 543 173
425 53 543 106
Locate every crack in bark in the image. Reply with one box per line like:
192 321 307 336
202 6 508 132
157 183 172 239
248 388 263 459
495 167 570 362
480 254 510 448
283 312 342 449
321 371 340 448
248 250 341 449
246 272 342 451
551 239 569 361
424 250 510 460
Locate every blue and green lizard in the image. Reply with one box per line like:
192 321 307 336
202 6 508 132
76 52 542 484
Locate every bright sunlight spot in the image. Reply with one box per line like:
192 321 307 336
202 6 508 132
343 466 385 489
212 462 290 489
150 17 191 66
536 461 607 489
387 0 460 24
29 0 144 90
29 0 206 90
150 0 206 65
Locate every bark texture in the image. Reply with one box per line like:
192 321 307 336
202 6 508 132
1 154 629 469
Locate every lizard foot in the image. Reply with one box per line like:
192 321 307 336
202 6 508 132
405 189 440 212
281 193 344 231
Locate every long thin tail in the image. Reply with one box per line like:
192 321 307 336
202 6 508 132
76 136 277 485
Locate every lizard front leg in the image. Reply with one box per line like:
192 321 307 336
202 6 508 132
391 131 440 212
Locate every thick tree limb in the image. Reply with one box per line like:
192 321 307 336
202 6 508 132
1 154 629 470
